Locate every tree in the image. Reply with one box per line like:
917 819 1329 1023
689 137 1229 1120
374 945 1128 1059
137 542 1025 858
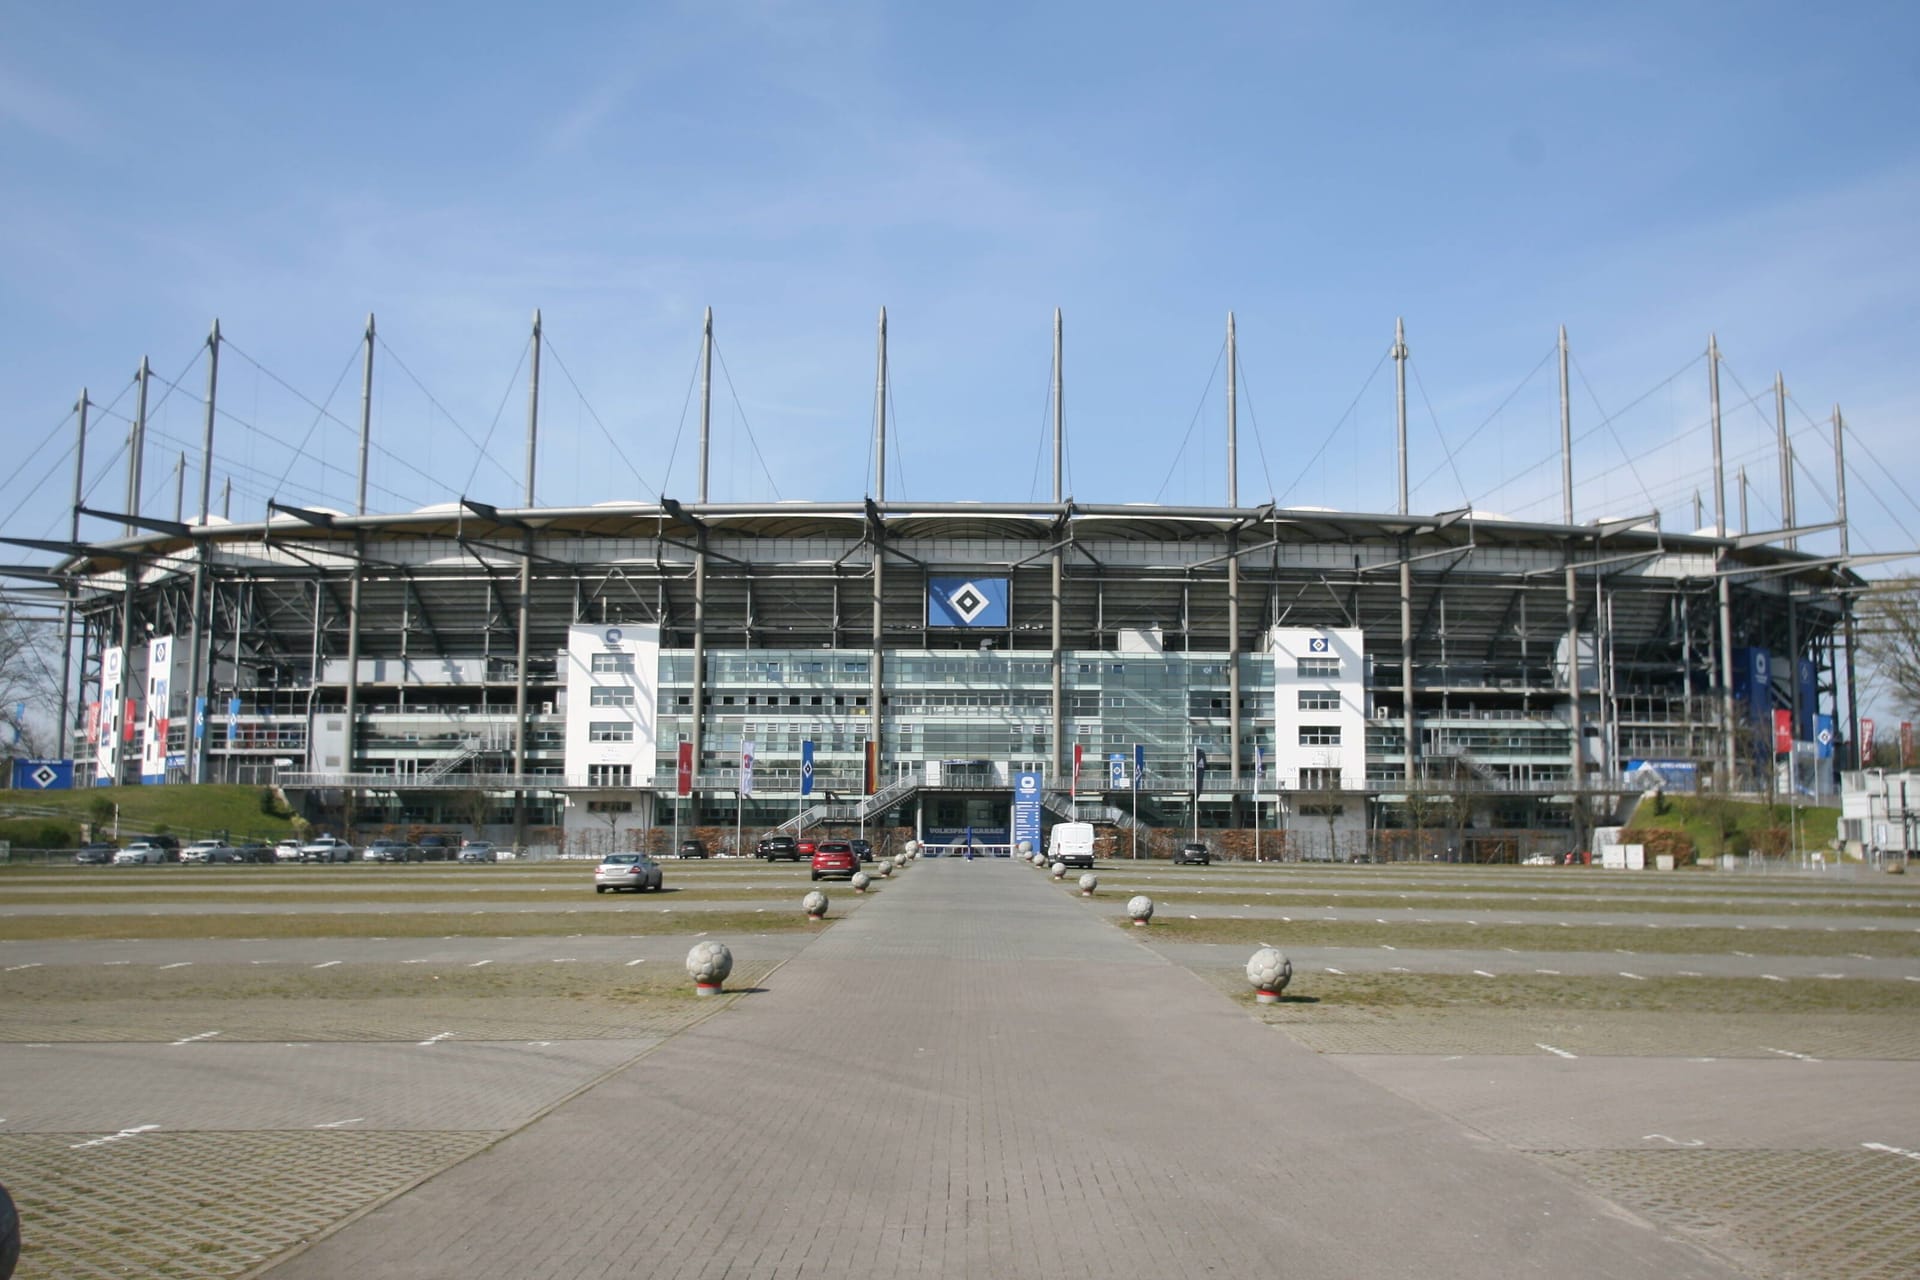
0 601 59 756
1859 578 1920 720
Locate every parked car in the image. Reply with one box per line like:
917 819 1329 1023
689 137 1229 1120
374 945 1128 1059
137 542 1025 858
182 840 242 864
677 838 709 859
274 838 305 863
113 841 173 865
299 835 355 863
810 840 858 881
1172 842 1211 866
1047 822 1097 869
365 839 418 862
756 835 800 861
457 841 498 863
1520 853 1558 867
594 852 663 893
126 834 180 859
73 843 117 865
848 838 874 864
415 835 455 861
233 843 276 864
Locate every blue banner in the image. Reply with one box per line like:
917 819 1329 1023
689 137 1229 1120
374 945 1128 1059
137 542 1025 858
1012 769 1043 853
926 577 1009 628
800 740 815 797
1624 759 1698 792
1109 753 1126 789
11 759 74 790
1796 659 1817 737
1814 714 1835 760
193 696 207 742
1134 743 1145 791
226 696 242 744
1193 747 1208 795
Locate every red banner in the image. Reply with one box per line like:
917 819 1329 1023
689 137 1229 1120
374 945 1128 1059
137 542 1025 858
1773 709 1793 754
85 701 100 745
1862 717 1877 763
1903 722 1915 770
675 741 693 797
864 739 877 795
1072 743 1083 794
123 697 137 742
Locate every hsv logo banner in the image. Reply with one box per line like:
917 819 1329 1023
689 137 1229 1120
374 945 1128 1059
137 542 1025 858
141 635 174 783
925 577 1009 629
800 739 815 797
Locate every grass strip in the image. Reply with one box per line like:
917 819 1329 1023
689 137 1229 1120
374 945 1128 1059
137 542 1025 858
0 908 848 942
1115 914 1920 957
1088 888 1920 918
1219 969 1920 1015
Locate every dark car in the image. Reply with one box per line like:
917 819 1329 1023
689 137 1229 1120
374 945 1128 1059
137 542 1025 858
1172 842 1211 866
677 838 709 860
233 843 275 864
366 839 418 862
415 835 454 861
810 840 858 882
848 838 874 864
756 835 800 861
74 843 117 865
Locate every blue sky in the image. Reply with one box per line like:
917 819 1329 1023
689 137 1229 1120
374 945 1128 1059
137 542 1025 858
2 1 1917 565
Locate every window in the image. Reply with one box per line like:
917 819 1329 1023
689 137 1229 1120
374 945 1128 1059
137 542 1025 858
591 652 635 674
1298 690 1340 712
1298 725 1342 746
1297 657 1340 678
1298 767 1342 791
589 722 634 743
585 798 632 813
590 686 635 707
587 764 631 787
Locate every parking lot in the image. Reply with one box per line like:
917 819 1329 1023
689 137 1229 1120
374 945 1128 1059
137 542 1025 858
2 856 1917 1278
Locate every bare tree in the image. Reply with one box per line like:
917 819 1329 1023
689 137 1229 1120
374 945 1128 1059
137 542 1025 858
1859 578 1920 719
0 601 59 756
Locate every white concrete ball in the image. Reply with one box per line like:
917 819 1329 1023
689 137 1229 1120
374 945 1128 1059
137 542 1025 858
686 940 734 984
1245 946 1293 992
851 872 871 891
803 890 829 916
1078 873 1098 893
1126 894 1155 922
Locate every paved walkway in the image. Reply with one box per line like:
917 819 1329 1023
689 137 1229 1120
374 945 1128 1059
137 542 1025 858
260 861 1740 1279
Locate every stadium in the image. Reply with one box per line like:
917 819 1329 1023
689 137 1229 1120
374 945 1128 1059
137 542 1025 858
4 313 1866 861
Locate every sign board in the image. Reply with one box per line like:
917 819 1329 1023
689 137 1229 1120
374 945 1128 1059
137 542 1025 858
140 635 174 784
10 759 74 790
97 646 124 782
1012 769 1043 854
1109 754 1126 790
800 739 815 797
925 577 1009 629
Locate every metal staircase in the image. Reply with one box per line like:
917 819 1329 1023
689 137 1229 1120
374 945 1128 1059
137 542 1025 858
1043 788 1147 833
772 775 920 836
421 734 512 781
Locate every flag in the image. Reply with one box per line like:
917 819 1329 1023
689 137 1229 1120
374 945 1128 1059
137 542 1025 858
1814 713 1834 760
1193 746 1208 795
1255 745 1265 791
800 739 815 797
740 740 755 797
1772 709 1792 754
864 739 877 795
1072 742 1083 794
1863 718 1877 763
1133 743 1145 792
1904 722 1915 770
676 741 693 797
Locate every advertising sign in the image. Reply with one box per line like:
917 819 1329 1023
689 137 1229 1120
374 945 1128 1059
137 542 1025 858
1109 754 1126 789
11 759 74 790
1624 759 1700 792
97 646 124 782
675 741 693 797
141 635 174 783
1012 768 1043 854
925 577 1009 629
1863 718 1878 763
1773 709 1793 754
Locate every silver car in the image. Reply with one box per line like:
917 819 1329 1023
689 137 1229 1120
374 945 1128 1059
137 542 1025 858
594 853 663 893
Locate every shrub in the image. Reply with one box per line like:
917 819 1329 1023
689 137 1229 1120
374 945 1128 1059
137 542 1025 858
1620 825 1696 867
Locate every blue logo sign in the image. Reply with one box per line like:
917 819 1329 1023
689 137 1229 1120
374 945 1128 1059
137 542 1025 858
1815 714 1834 759
194 696 207 742
603 627 624 645
926 577 1009 628
226 696 242 745
800 739 815 797
1109 754 1126 789
11 759 73 790
1308 636 1330 653
1133 743 1145 790
1012 768 1043 853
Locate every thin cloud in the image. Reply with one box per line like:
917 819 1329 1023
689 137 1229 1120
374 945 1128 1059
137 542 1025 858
0 62 95 145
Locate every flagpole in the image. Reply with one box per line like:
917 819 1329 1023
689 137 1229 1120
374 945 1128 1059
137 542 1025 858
1255 746 1263 863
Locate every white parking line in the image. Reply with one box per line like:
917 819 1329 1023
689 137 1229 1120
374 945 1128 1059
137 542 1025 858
1534 969 1560 975
4 963 41 971
312 961 341 969
418 1032 455 1046
625 958 646 966
1644 1133 1704 1147
158 962 191 970
1324 967 1345 975
1619 972 1645 981
313 1118 364 1129
1864 1142 1920 1161
1380 944 1396 951
551 958 576 963
1763 1046 1819 1062
1536 1043 1577 1059
103 960 131 966
71 1124 159 1150
469 960 492 967
170 1031 220 1046
1761 974 1786 982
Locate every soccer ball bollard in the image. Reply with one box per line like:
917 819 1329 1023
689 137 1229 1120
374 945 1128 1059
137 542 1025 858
1126 895 1154 927
851 871 871 893
878 858 894 878
686 940 733 997
803 890 829 920
1246 946 1293 1004
1050 861 1067 880
1078 872 1098 896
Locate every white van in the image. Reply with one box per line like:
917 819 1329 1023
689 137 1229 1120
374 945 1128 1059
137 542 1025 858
1047 822 1096 869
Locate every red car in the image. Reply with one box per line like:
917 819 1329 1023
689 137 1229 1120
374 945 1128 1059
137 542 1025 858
810 840 857 882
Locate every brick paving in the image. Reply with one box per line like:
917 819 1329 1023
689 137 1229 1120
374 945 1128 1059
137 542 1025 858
259 860 1741 1279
